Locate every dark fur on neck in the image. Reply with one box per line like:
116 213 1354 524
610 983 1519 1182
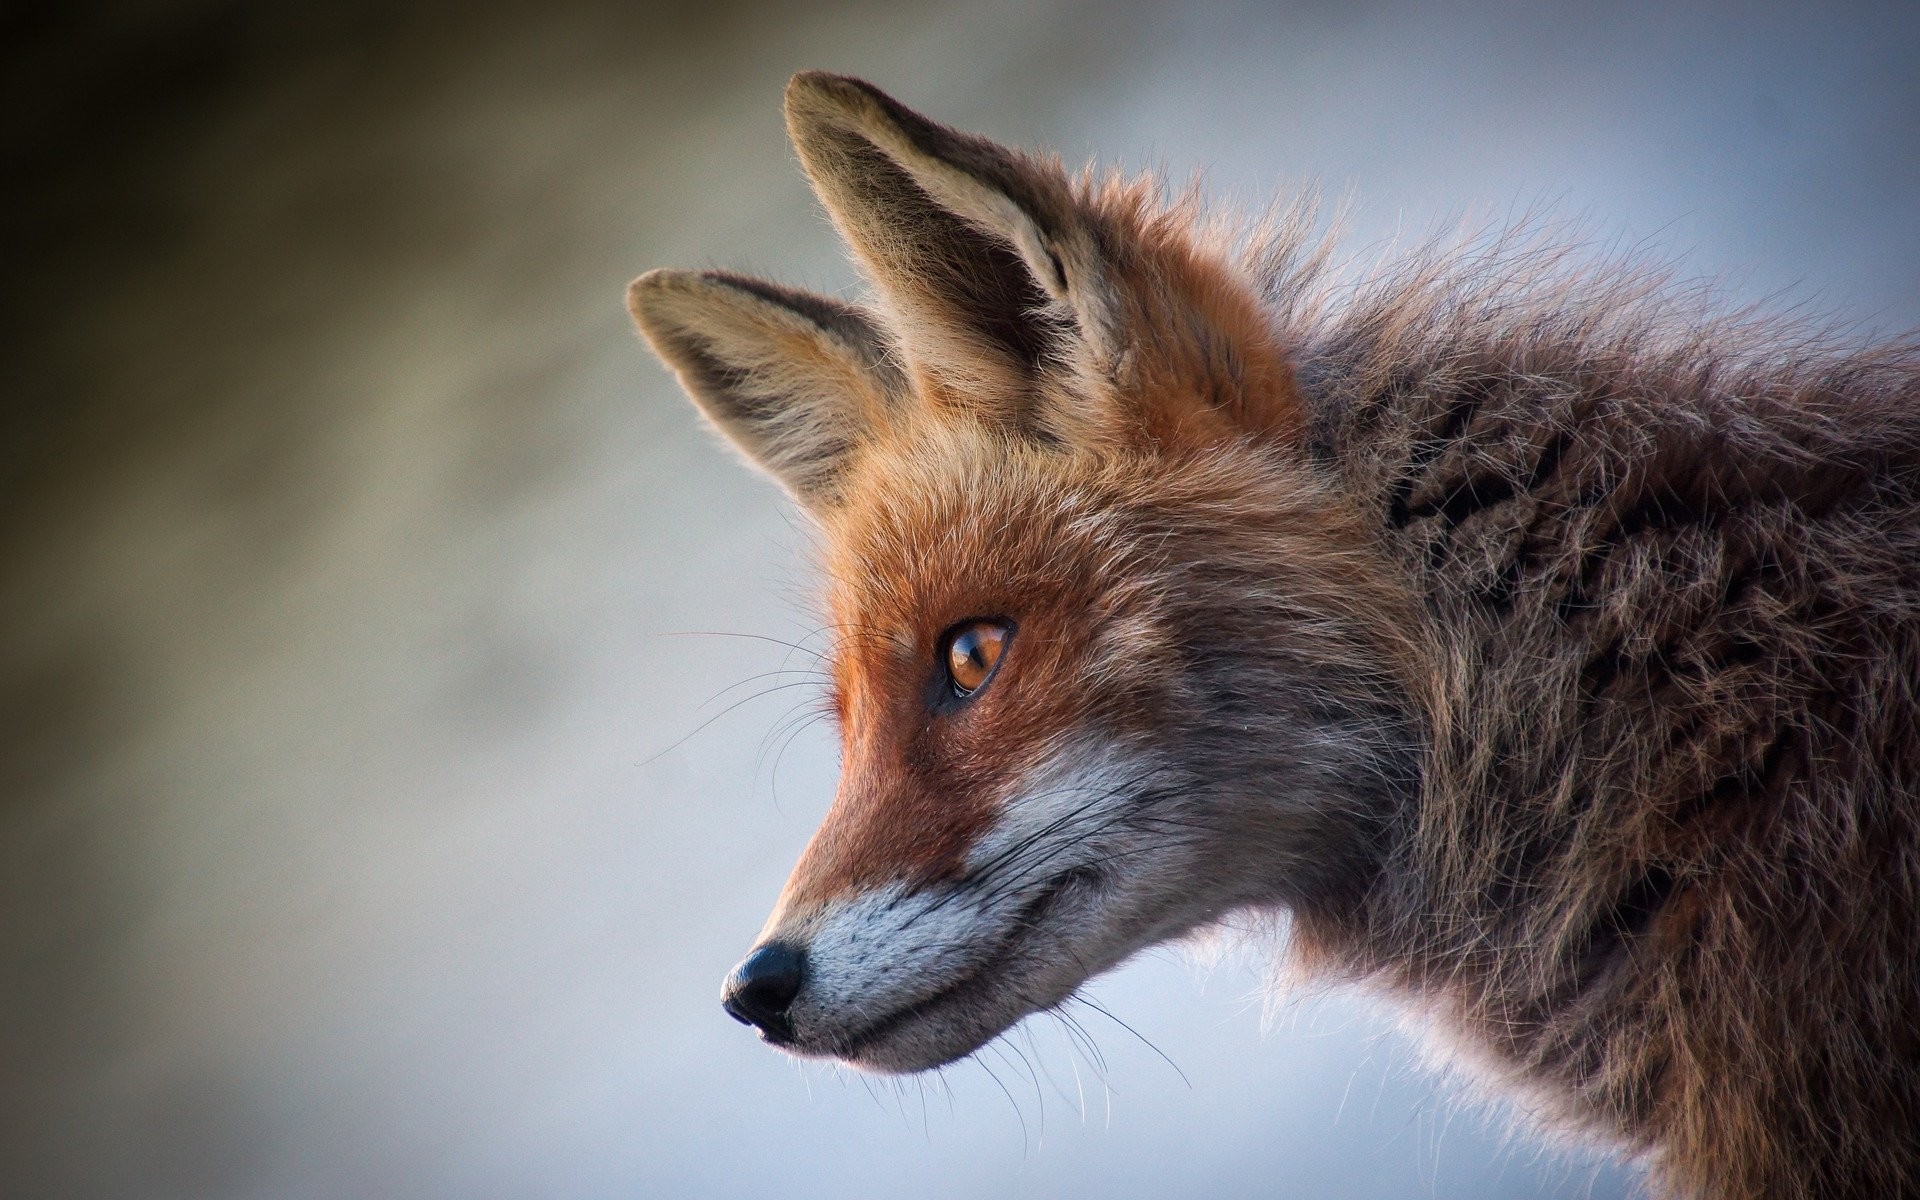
1276 225 1920 1200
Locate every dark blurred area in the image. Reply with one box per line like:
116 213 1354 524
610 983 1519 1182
6 2 463 497
1 3 1914 1198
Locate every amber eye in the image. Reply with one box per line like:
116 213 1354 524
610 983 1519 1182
943 619 1012 697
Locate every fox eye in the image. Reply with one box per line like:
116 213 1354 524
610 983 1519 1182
942 619 1012 698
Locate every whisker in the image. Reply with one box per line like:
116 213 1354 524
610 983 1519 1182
1048 1014 1090 1122
663 629 828 662
970 1050 1030 1155
992 1039 1047 1150
763 708 834 808
753 694 833 783
1076 996 1191 1089
1055 1002 1112 1081
694 668 828 714
639 680 827 766
1020 1020 1080 1113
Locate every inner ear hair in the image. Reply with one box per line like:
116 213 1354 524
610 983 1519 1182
780 73 1301 448
784 72 1101 406
626 269 902 506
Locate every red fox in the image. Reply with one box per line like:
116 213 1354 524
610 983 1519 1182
627 73 1920 1200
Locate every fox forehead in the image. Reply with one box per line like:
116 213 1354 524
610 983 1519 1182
822 421 1116 616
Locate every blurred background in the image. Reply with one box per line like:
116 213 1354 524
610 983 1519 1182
3 2 1916 1197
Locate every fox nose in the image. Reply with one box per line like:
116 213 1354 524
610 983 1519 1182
722 942 806 1041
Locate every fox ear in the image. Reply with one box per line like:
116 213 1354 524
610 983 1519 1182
783 71 1302 446
627 269 903 506
784 71 1095 420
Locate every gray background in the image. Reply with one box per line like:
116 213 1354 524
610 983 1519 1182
4 2 1916 1197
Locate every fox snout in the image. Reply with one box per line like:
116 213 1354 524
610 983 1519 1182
717 828 1140 1074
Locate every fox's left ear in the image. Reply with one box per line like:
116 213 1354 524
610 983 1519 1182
784 71 1303 447
627 269 904 507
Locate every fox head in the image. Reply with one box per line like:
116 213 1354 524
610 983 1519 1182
629 74 1424 1073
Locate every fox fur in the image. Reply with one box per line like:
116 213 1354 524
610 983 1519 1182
628 73 1920 1200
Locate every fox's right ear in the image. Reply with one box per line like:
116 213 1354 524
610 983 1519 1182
627 269 903 507
783 72 1304 448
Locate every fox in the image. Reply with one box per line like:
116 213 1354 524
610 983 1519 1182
626 73 1920 1199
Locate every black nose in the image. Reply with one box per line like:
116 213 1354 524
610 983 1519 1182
722 942 805 1042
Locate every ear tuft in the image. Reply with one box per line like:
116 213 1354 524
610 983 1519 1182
627 268 901 506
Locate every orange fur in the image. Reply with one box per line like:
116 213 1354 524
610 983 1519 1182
629 73 1920 1200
